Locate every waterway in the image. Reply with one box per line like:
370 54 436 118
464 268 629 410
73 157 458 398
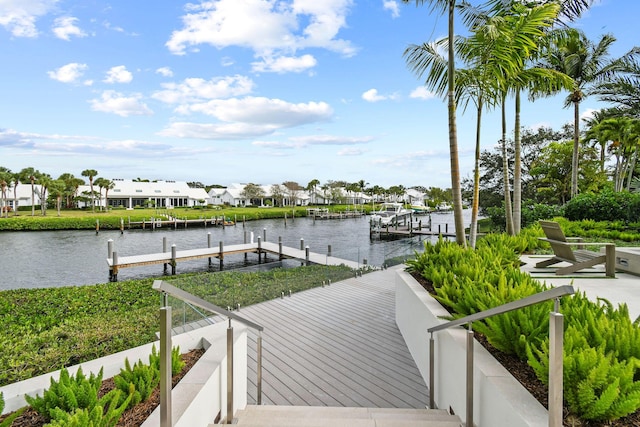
0 211 467 290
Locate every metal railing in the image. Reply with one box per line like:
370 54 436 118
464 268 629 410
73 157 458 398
153 280 265 426
427 285 575 427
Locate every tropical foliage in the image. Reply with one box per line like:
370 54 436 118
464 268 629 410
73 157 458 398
407 233 640 421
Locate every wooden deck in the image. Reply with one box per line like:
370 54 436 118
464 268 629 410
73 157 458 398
234 265 429 408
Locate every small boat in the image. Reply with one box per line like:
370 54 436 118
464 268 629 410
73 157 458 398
435 202 452 212
370 202 412 226
410 202 430 215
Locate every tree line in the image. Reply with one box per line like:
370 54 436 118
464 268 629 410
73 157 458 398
403 0 639 246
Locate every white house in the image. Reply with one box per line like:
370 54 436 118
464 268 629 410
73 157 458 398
79 179 209 209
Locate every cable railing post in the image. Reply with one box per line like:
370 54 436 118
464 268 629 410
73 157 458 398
429 332 435 409
467 322 474 427
549 300 564 427
257 331 263 405
160 305 172 427
226 318 234 424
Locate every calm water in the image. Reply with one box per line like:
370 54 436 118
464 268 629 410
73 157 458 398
0 212 466 290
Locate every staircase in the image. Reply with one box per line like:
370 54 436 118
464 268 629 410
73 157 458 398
226 405 462 426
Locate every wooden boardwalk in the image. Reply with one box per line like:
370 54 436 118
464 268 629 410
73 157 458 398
106 242 362 280
235 265 429 408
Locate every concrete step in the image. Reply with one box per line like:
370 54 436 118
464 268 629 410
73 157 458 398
226 405 462 427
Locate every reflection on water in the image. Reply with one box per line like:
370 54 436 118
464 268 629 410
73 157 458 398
0 212 469 290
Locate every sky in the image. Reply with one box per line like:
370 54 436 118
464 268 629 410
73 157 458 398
0 0 637 190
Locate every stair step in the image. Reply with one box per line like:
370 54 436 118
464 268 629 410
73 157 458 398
230 405 462 427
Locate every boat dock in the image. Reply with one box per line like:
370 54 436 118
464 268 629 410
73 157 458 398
306 208 365 220
369 214 457 239
106 238 361 281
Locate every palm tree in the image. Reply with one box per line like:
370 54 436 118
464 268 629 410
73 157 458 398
37 174 52 216
539 29 618 198
306 179 320 204
403 0 465 246
81 169 98 212
103 179 116 211
589 117 640 191
49 179 66 217
0 171 10 218
594 47 640 118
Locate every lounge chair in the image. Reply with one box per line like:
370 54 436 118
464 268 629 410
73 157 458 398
536 220 616 277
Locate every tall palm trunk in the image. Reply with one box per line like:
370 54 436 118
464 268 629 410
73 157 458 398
513 90 522 234
571 100 580 197
501 95 514 235
469 95 483 248
447 0 466 247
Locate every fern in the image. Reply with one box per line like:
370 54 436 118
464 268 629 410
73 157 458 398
25 367 103 421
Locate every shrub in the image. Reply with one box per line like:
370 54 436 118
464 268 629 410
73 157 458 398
409 231 640 422
46 389 131 427
564 191 640 223
25 367 104 421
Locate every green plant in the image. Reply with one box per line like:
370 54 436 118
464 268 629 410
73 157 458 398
113 358 159 409
0 392 25 427
45 389 131 427
25 367 104 421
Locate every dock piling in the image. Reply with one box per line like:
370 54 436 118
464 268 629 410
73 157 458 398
163 237 168 272
171 245 177 275
120 218 124 234
305 246 310 266
328 244 332 257
207 232 212 266
111 251 118 282
95 219 99 235
219 241 224 270
300 238 304 251
257 237 262 264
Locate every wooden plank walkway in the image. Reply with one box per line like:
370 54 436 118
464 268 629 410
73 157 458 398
234 265 429 408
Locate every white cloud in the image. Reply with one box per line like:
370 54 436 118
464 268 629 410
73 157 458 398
581 108 597 122
158 122 277 139
383 0 399 18
153 75 254 104
158 97 333 140
0 0 58 38
410 86 436 100
180 97 333 128
47 62 88 83
338 147 365 156
252 54 317 73
155 67 174 77
103 65 133 84
362 88 395 102
89 90 153 117
52 16 86 40
289 135 372 146
166 0 356 62
253 134 372 149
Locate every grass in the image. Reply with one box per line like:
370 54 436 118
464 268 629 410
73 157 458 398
0 264 356 387
0 205 376 231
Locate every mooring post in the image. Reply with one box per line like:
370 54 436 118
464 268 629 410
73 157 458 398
208 232 212 266
284 212 287 227
234 214 237 226
171 244 177 275
305 246 310 265
257 237 262 264
163 237 168 272
107 239 114 281
111 251 118 282
278 236 283 260
263 228 267 242
446 223 449 234
219 241 224 270
120 218 124 234
328 244 332 257
95 219 99 235
300 238 304 251
244 231 248 261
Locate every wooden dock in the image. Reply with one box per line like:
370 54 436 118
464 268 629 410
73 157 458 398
107 240 361 281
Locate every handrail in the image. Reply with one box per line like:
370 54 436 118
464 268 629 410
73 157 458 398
428 285 574 333
153 279 264 425
427 284 575 427
153 280 264 331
